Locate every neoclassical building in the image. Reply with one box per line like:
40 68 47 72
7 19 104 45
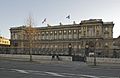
10 19 114 57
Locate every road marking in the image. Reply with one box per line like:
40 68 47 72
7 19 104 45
62 73 99 78
1 67 119 78
45 72 72 77
62 73 76 76
26 70 46 75
45 72 65 77
11 69 29 74
80 74 99 78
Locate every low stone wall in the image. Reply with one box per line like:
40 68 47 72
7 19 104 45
87 57 120 64
0 54 72 61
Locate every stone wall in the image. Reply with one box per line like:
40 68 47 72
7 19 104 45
0 54 72 61
87 57 120 64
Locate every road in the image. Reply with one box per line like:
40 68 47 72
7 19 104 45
0 60 120 78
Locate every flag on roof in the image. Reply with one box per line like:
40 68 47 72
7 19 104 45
66 15 70 19
42 18 46 24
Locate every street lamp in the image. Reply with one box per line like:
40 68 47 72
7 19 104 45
94 39 98 66
85 43 89 56
68 43 72 56
85 43 89 62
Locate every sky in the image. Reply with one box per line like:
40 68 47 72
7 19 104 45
0 0 120 38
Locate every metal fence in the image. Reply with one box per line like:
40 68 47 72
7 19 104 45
0 47 120 58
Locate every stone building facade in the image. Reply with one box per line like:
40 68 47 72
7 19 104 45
113 36 120 57
10 19 114 57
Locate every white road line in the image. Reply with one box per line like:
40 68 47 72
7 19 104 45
1 67 119 78
99 76 119 78
11 69 29 74
45 72 72 77
26 70 46 75
45 72 65 77
62 73 76 76
62 73 100 78
80 74 99 78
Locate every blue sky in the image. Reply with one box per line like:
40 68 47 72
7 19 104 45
0 0 120 38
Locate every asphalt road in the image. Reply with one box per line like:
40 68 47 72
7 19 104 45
0 60 120 78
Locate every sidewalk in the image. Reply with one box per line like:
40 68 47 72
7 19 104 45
0 54 72 62
87 62 120 69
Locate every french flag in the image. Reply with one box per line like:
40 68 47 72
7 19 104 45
66 15 70 19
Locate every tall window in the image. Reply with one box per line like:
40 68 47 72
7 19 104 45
68 30 72 39
42 32 45 40
79 30 81 38
96 30 99 36
50 31 53 40
73 30 77 39
54 31 57 39
89 28 93 36
46 32 49 40
105 34 108 38
105 27 108 31
83 31 86 36
54 35 57 39
38 34 41 40
63 30 67 39
59 30 62 39
13 33 18 40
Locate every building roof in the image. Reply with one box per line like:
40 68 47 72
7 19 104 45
10 19 114 30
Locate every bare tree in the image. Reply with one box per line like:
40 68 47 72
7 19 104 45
24 15 37 61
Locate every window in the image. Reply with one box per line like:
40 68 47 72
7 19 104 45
79 45 81 49
105 27 108 31
63 34 67 39
14 33 18 39
59 34 62 39
105 34 108 38
83 31 86 36
59 30 62 33
69 30 71 33
38 34 41 40
54 35 57 39
96 30 99 36
46 35 49 40
74 34 77 39
46 31 48 34
105 43 108 47
55 31 57 34
50 31 52 34
59 30 62 39
74 30 76 33
68 34 72 39
64 30 66 33
42 32 44 34
89 28 93 36
79 30 81 32
42 34 45 40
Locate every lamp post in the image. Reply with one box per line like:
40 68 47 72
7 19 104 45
85 43 89 56
94 39 98 66
68 43 72 56
85 43 89 62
